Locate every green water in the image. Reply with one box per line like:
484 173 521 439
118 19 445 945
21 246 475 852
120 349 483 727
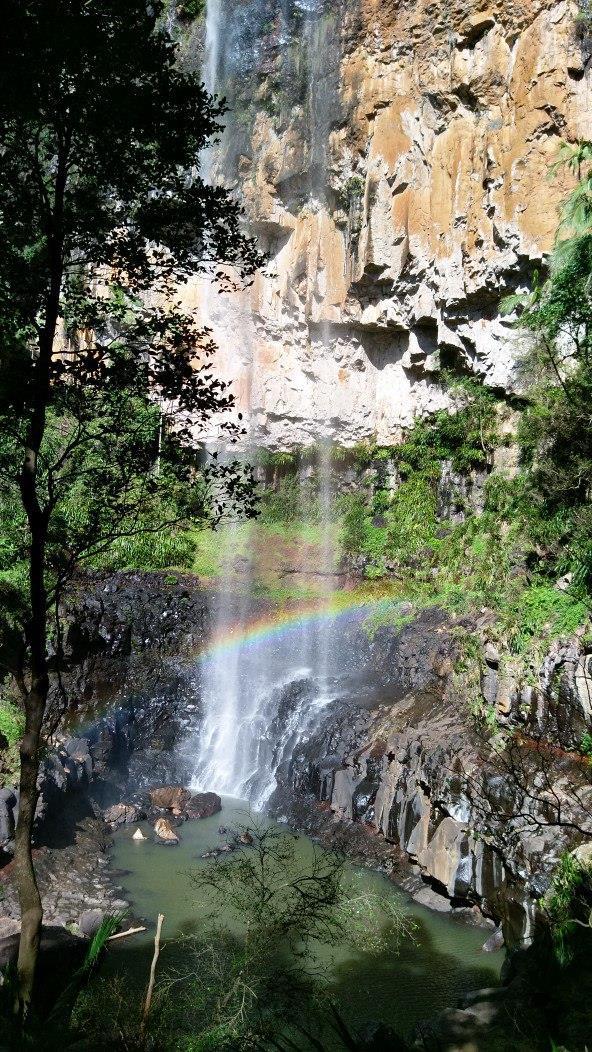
109 797 502 1042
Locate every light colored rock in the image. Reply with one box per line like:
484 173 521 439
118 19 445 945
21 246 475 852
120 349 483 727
412 884 452 912
573 840 592 868
153 817 180 844
482 926 505 952
132 827 147 841
185 0 592 451
0 917 20 939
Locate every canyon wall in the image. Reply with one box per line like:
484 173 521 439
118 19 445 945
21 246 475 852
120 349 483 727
183 0 592 448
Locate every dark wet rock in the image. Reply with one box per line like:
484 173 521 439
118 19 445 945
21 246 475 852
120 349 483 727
0 926 86 1014
0 788 16 848
419 975 549 1051
268 605 591 952
239 831 254 846
186 791 222 820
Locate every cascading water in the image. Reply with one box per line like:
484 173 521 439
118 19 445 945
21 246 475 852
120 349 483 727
190 0 346 809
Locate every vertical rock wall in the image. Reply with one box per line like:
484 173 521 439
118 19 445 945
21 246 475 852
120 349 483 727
186 0 592 448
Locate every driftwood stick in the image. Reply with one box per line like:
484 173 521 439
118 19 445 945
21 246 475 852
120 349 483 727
107 925 147 942
140 913 164 1039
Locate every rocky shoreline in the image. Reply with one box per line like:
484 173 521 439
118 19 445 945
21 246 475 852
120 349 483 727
1 568 591 1049
3 571 590 946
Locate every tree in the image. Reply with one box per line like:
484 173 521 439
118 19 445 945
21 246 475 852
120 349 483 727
500 141 592 590
0 0 262 1013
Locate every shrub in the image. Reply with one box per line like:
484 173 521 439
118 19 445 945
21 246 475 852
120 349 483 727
0 697 24 747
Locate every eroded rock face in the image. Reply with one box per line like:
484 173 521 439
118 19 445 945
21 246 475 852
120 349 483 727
186 0 592 448
271 609 592 950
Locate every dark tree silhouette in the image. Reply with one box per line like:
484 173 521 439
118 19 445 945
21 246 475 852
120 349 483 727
0 0 261 1012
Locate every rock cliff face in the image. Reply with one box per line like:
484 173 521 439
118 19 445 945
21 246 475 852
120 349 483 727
185 0 591 448
269 607 592 951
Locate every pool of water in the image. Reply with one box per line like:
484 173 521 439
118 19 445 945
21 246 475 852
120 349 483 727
108 797 502 1042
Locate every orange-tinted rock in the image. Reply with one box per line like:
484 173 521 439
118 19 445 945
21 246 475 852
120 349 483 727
183 0 592 450
153 817 179 844
149 787 190 813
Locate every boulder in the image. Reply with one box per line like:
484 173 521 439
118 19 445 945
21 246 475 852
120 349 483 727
0 917 20 940
104 802 143 829
239 830 254 846
78 909 104 938
154 817 179 844
64 737 93 779
185 791 222 820
0 788 16 846
132 827 147 841
149 786 191 814
573 840 592 868
413 884 452 912
482 927 505 953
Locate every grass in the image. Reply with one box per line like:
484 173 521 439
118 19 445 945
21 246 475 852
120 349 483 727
0 696 24 786
0 697 24 746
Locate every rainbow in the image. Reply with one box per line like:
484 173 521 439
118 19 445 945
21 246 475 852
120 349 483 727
194 589 402 664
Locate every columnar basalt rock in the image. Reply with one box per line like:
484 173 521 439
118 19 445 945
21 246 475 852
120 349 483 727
189 0 592 449
271 610 592 950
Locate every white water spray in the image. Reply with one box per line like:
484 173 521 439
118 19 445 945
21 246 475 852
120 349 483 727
189 0 343 809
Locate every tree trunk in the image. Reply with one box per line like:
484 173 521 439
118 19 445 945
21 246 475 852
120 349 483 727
12 136 68 1013
14 691 46 1014
13 521 50 1015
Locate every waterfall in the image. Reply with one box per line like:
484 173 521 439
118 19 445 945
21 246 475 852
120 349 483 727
189 0 344 809
203 0 221 95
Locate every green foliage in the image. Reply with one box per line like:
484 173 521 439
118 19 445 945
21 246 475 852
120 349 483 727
258 449 298 470
259 475 304 523
338 175 365 209
579 731 592 757
340 493 368 555
0 0 261 678
505 586 588 655
394 379 500 477
0 697 24 746
544 853 592 966
0 695 24 784
67 825 416 1050
176 0 206 20
500 143 592 593
97 521 197 572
